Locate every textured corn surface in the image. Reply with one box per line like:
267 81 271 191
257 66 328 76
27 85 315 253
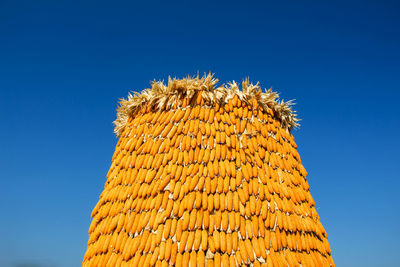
83 94 334 266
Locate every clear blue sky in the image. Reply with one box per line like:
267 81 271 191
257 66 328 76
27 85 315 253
0 0 399 266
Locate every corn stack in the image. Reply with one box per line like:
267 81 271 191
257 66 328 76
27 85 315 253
83 74 334 266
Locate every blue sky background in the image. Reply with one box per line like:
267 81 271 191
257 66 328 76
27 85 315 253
0 0 399 266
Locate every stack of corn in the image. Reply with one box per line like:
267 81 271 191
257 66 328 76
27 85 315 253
83 74 334 266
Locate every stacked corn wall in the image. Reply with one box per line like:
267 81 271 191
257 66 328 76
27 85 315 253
83 77 334 267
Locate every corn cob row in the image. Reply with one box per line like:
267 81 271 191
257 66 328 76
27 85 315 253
83 77 333 266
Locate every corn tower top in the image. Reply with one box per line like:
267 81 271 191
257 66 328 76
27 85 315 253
113 73 299 137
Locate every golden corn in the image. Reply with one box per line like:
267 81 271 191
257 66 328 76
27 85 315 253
83 74 334 266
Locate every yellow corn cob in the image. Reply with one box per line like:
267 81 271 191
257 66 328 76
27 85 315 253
175 253 183 267
238 240 249 264
187 230 195 251
189 251 197 267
